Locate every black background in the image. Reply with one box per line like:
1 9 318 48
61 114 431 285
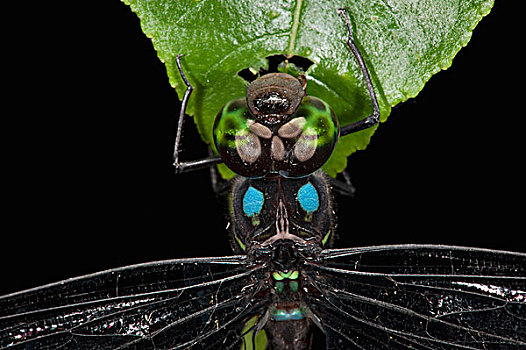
3 1 523 295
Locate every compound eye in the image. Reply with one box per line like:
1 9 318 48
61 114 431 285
277 96 339 178
213 98 269 178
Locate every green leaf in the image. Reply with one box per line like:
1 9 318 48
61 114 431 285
122 0 494 178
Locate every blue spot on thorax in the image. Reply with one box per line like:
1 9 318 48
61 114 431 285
297 182 319 213
243 186 264 217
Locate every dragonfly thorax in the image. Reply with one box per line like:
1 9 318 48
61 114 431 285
229 172 334 255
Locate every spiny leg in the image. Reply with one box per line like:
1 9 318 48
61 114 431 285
337 8 381 136
208 147 232 196
329 169 356 197
173 54 222 174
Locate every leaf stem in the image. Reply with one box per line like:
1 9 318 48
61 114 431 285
288 0 303 54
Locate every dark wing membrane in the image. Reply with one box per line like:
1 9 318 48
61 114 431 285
304 244 526 349
0 256 269 349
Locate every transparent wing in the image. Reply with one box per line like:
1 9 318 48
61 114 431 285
0 256 269 349
304 244 526 350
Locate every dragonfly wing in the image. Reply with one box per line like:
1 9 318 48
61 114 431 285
305 244 526 349
0 256 268 349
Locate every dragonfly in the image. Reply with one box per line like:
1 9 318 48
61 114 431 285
1 7 525 350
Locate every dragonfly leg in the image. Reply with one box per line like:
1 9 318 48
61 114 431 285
173 54 223 174
329 168 356 197
208 147 232 195
337 8 381 136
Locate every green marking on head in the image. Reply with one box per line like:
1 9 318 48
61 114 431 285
214 98 251 149
296 96 338 147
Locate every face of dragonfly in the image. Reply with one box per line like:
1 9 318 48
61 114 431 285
213 72 339 179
